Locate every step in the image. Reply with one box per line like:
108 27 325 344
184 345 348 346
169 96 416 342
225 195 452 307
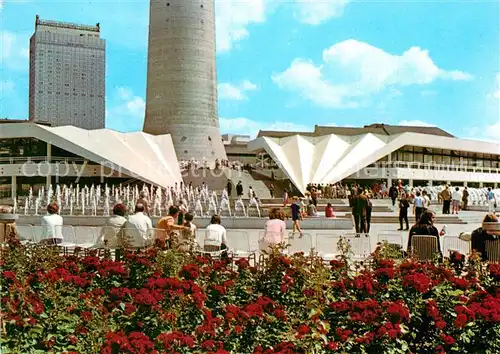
343 213 467 224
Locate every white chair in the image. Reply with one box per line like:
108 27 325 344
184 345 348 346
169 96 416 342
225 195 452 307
118 227 154 249
377 231 403 247
287 232 313 256
377 231 404 257
16 225 34 243
315 232 341 261
227 229 257 264
343 235 371 260
56 225 77 255
198 229 226 258
442 236 470 257
410 235 439 261
74 226 99 249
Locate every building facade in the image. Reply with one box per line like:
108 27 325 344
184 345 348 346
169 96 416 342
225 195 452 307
29 15 105 130
0 122 182 201
248 124 500 194
143 0 227 166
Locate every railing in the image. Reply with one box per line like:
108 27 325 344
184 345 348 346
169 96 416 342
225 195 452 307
366 161 500 174
0 156 89 164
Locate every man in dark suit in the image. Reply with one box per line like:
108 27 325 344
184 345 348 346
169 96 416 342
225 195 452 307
355 188 368 234
226 180 232 197
389 184 398 206
236 181 243 197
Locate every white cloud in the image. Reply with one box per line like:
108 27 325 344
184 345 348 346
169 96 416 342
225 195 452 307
420 90 438 96
219 117 312 138
0 31 30 70
218 80 258 100
397 120 436 127
293 0 350 25
215 0 266 52
106 87 145 132
215 0 351 52
273 39 473 108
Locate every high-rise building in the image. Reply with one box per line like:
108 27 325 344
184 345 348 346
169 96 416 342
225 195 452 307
29 15 105 129
143 0 227 165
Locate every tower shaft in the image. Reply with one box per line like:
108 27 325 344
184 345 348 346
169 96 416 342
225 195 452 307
144 0 227 165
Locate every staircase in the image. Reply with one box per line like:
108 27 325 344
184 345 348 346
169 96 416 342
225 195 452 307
183 168 271 198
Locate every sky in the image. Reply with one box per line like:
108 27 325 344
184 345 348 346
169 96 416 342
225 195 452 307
1 0 499 140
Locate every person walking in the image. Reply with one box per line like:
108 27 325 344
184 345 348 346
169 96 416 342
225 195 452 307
439 185 451 214
398 193 410 231
389 184 398 207
462 187 469 211
269 183 275 198
422 190 431 210
290 196 303 236
452 187 462 214
236 181 243 198
226 180 232 198
365 191 373 234
413 191 425 222
487 187 497 213
283 189 289 207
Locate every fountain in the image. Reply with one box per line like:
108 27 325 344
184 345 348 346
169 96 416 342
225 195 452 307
234 197 247 217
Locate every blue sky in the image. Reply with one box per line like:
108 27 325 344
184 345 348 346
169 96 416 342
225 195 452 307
1 0 499 139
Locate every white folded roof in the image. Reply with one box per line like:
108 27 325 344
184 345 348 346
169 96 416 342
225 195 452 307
0 122 182 188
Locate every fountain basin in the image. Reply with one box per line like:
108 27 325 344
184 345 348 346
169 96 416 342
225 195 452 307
16 215 353 230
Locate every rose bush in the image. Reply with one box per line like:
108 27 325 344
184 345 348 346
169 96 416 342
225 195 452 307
0 238 499 353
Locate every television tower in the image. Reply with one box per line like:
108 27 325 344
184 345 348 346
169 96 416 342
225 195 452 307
143 0 227 166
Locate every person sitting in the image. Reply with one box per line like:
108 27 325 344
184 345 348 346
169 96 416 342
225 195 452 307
156 206 189 248
123 203 153 248
261 208 286 251
178 212 197 251
0 205 18 243
40 202 64 245
471 213 500 261
96 203 127 248
307 200 319 217
204 214 227 252
325 203 335 218
407 210 441 257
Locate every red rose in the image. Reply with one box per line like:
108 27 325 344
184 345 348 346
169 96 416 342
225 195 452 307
440 333 455 346
454 313 468 328
435 320 447 330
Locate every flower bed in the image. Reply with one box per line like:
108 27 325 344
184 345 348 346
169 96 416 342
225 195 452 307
0 239 499 354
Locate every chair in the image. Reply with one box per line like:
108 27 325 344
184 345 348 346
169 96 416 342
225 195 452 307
56 225 77 255
227 229 257 265
442 236 470 257
485 240 500 262
287 232 313 256
118 227 154 249
343 235 371 260
315 232 342 261
16 225 34 243
410 235 439 261
377 231 403 247
198 229 226 258
74 226 99 249
377 231 404 258
32 225 64 244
